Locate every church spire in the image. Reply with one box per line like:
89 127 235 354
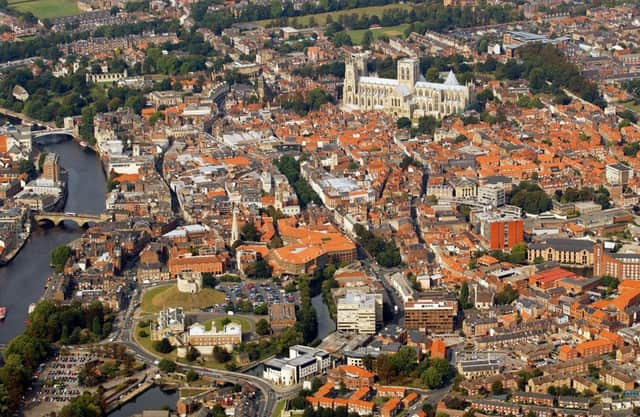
230 205 239 245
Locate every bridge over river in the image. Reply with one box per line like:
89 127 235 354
0 107 79 144
34 212 112 228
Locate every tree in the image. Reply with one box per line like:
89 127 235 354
509 242 527 264
397 117 412 129
58 391 104 417
254 303 268 315
415 115 440 135
256 318 271 335
241 222 260 241
91 316 102 337
50 245 72 273
510 181 551 214
426 67 440 82
158 359 176 373
186 370 199 382
19 159 36 180
245 258 272 278
495 284 518 305
422 366 444 389
124 94 144 113
362 30 374 48
213 346 231 363
459 281 471 309
153 338 173 354
390 346 417 375
376 241 401 267
624 142 640 156
0 384 9 417
600 275 619 292
186 347 200 362
620 109 638 123
332 31 352 47
148 111 163 126
491 380 504 395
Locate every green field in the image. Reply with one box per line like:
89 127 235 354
141 285 226 313
622 101 640 114
8 0 80 19
348 23 409 44
254 3 412 27
135 324 178 362
273 400 286 417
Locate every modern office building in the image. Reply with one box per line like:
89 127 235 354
336 290 383 335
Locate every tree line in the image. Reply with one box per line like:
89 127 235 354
354 223 402 268
0 19 178 63
495 44 606 109
0 300 113 413
274 155 322 207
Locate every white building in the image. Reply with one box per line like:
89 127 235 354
151 307 186 341
336 290 382 335
176 271 203 294
606 163 633 186
477 183 506 207
183 322 242 356
262 345 332 386
389 272 416 303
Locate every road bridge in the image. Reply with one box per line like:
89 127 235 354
0 106 56 129
34 212 112 228
32 129 76 144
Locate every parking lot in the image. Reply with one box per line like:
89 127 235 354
207 280 299 312
30 350 96 407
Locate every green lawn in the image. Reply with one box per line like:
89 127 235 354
622 100 640 113
272 400 286 417
135 324 178 362
254 3 412 27
134 322 230 371
202 317 253 333
348 23 409 44
8 0 79 19
141 285 226 313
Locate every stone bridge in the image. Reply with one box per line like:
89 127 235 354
34 212 112 227
32 129 76 145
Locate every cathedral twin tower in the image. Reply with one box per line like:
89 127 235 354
342 52 472 120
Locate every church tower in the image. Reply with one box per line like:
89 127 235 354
343 52 368 107
397 58 419 88
230 205 239 245
257 74 265 104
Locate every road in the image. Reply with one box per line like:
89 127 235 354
359 247 405 326
113 285 296 417
0 105 56 129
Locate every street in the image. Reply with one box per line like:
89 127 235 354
112 283 289 417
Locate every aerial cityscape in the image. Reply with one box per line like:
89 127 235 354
1 0 640 417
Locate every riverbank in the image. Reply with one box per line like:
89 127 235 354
0 226 29 265
107 386 179 417
0 139 106 344
0 157 70 266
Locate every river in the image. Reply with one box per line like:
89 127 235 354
0 136 335 414
0 139 106 344
311 294 335 340
108 387 179 417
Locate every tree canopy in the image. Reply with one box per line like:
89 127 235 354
510 181 552 214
